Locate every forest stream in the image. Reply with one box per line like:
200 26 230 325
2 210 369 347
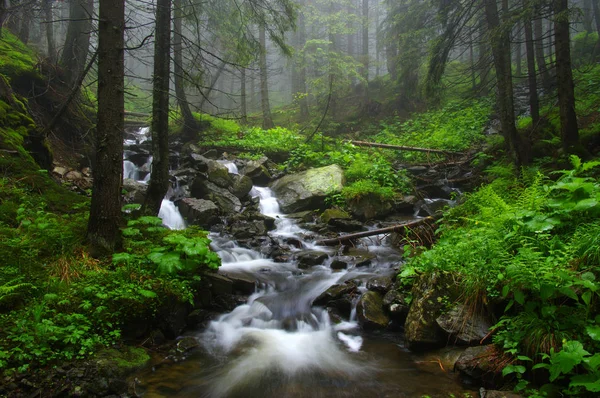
122 127 473 398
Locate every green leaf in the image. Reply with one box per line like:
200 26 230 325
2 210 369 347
501 284 510 298
139 289 157 299
514 290 526 305
540 284 555 300
558 286 579 301
548 341 589 382
582 291 593 306
586 325 600 341
570 374 600 392
574 198 598 211
148 252 182 274
502 364 526 377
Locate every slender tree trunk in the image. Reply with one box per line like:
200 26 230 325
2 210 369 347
173 0 196 138
347 3 355 56
524 8 540 127
297 8 309 119
60 0 93 86
534 7 552 91
240 67 247 123
583 0 593 32
484 0 524 167
43 0 56 62
478 16 491 92
143 0 171 216
87 0 124 256
18 6 32 44
362 0 369 100
515 22 522 77
259 24 274 129
199 60 226 110
554 0 580 151
249 65 256 114
469 30 476 90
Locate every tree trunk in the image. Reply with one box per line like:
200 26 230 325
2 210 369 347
554 0 580 151
143 0 171 216
515 23 522 77
478 16 491 92
347 3 355 56
60 0 93 86
199 60 226 111
240 67 247 124
361 0 369 100
297 8 309 119
173 0 196 138
18 6 32 44
43 0 56 62
87 0 124 256
534 7 552 91
583 0 593 32
484 0 524 168
259 24 274 129
524 7 540 127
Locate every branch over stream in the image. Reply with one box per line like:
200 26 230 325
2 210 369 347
316 216 439 246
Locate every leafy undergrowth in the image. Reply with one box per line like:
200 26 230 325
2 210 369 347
400 156 600 396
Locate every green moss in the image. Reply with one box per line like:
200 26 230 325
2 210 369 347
0 31 38 81
95 346 150 374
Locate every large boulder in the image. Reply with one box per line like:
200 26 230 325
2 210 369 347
229 174 253 199
191 177 242 214
404 271 459 350
243 156 272 185
177 198 220 229
271 164 345 213
206 159 233 188
122 178 148 204
295 250 329 269
347 193 394 221
356 291 390 330
436 303 493 345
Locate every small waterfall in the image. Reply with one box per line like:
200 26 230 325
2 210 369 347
218 160 239 174
158 199 185 230
123 127 185 230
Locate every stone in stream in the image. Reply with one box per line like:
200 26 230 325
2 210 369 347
436 303 493 345
188 153 210 172
366 275 394 293
313 281 358 307
356 291 390 330
346 193 394 221
404 271 459 350
229 174 253 199
177 198 220 229
329 257 351 270
295 250 329 269
454 345 506 387
270 164 345 213
243 156 272 185
191 178 242 214
382 286 410 320
122 178 148 204
206 158 233 188
343 247 377 267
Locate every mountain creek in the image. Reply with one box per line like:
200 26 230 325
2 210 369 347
84 127 484 397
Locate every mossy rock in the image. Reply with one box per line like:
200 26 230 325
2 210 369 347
320 208 350 224
94 346 151 378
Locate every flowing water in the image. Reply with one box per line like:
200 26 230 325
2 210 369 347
124 128 472 397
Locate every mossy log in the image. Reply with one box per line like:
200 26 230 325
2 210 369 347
350 140 463 156
315 216 438 246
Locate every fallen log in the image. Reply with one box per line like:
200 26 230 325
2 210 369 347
350 140 463 156
315 216 438 246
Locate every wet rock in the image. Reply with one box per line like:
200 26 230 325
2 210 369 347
149 329 166 345
395 195 419 213
454 345 504 386
271 164 345 213
189 153 210 172
414 198 454 217
203 273 233 295
356 291 390 330
405 271 459 350
230 174 253 199
65 170 83 181
383 287 410 320
321 208 351 223
344 248 377 267
287 210 317 223
223 273 256 295
313 281 358 307
122 178 148 204
203 149 220 159
330 257 349 270
176 336 200 353
243 156 272 185
52 166 67 177
327 218 365 232
296 250 329 269
177 198 220 229
187 309 211 328
207 158 233 188
366 275 393 293
483 390 522 398
347 193 394 221
158 299 190 338
436 304 493 345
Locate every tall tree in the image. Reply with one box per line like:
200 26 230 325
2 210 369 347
534 5 552 91
554 0 580 150
173 0 197 139
259 23 274 129
143 0 172 216
87 0 125 255
484 0 525 167
60 0 93 86
361 0 369 99
43 0 56 61
523 1 540 127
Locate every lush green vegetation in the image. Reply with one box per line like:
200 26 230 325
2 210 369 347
400 156 600 395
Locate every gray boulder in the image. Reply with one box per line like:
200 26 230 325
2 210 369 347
356 291 390 330
347 193 394 221
177 198 220 229
229 174 253 199
296 250 329 269
122 178 148 204
271 164 345 213
404 271 459 350
436 304 493 345
243 157 272 185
